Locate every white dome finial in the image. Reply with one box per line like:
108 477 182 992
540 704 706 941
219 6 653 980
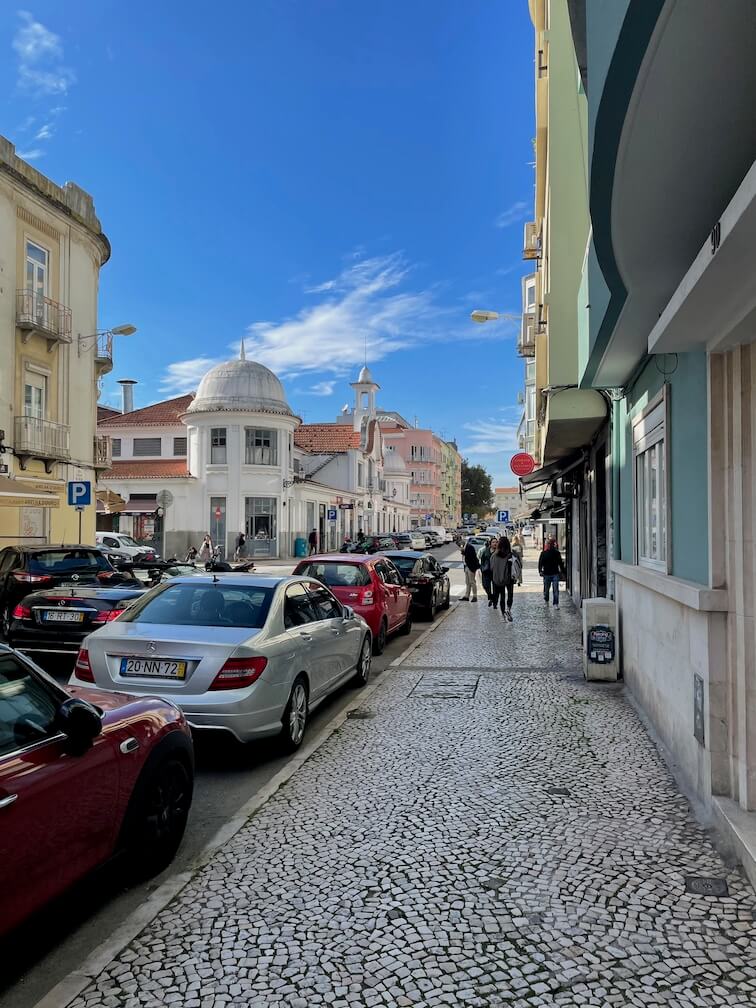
240 337 246 361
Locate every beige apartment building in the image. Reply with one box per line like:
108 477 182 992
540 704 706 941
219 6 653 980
0 136 111 549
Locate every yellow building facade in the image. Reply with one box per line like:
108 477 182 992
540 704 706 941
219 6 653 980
0 136 111 547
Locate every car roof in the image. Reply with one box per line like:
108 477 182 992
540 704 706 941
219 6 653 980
11 544 105 553
23 586 145 599
158 574 306 588
379 550 427 559
297 553 374 564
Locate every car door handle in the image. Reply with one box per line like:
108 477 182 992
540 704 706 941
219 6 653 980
119 737 140 755
299 632 313 641
0 793 18 810
330 628 342 636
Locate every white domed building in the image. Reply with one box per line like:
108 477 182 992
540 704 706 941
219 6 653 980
98 354 412 559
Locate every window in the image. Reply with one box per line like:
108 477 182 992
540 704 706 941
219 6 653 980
25 240 49 323
245 496 277 542
633 391 668 572
245 428 278 465
173 437 187 456
121 583 274 629
284 583 318 629
28 549 110 574
23 371 47 420
210 497 226 553
306 583 342 620
0 651 61 757
133 437 161 457
357 462 365 487
111 438 121 457
210 428 227 464
296 561 370 588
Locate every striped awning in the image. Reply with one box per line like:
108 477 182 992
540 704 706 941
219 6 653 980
0 476 60 508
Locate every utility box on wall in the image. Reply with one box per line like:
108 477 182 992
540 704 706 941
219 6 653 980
582 597 619 681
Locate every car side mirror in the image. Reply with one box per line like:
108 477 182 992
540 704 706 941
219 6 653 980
55 697 102 754
343 605 355 620
441 566 449 573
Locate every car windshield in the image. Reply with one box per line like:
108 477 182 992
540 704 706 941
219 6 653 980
297 562 371 588
120 583 274 628
28 550 111 575
385 555 417 575
118 536 140 548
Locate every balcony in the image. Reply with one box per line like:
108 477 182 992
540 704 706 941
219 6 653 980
95 332 114 377
518 312 536 357
93 434 112 474
523 221 541 260
15 416 71 473
16 290 72 351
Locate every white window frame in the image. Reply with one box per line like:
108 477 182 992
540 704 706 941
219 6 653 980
25 239 50 299
245 427 277 466
632 386 670 574
210 427 227 465
23 363 49 420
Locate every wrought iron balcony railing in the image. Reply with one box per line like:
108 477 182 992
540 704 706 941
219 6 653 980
16 290 72 348
14 416 71 472
93 434 112 471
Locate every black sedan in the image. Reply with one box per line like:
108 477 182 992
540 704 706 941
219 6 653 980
6 585 145 665
378 550 451 619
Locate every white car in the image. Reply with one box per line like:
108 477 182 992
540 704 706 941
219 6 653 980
397 532 427 550
96 532 160 560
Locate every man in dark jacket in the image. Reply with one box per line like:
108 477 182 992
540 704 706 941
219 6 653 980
461 539 481 601
308 528 318 555
538 538 566 607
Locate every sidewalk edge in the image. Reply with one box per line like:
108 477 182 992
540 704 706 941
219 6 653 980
32 602 460 1008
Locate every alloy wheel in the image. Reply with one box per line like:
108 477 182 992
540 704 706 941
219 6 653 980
288 682 308 745
142 759 191 848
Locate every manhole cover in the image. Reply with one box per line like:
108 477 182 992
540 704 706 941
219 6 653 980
545 786 572 797
684 876 729 897
347 709 376 720
411 676 480 699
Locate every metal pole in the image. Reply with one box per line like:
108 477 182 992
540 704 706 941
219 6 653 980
78 509 82 543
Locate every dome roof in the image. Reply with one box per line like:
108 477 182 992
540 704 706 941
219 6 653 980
383 444 407 473
357 365 374 384
188 357 293 416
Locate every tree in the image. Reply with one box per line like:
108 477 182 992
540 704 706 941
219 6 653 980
461 460 493 517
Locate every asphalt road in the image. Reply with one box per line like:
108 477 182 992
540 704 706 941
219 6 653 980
0 543 466 1008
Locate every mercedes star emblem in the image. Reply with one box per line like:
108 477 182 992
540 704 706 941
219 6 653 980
71 574 79 582
147 641 157 654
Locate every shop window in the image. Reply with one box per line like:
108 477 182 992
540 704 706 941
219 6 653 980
633 390 668 572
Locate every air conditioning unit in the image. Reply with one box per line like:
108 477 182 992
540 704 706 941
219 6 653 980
523 221 540 260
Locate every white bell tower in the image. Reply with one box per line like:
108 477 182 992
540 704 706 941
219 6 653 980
350 365 380 433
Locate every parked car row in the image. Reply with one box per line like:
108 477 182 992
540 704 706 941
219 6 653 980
342 528 451 553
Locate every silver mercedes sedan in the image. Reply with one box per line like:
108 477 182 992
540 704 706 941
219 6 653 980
69 575 372 750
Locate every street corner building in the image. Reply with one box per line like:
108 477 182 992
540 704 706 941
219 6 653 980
0 135 112 548
517 0 756 884
98 360 461 561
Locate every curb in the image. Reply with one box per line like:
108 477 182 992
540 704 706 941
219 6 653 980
33 601 461 1008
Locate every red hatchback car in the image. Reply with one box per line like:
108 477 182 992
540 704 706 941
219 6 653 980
0 644 194 937
293 554 412 654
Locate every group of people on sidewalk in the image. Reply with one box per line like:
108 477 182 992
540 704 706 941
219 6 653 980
461 531 567 620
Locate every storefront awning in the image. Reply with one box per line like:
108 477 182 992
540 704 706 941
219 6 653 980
519 450 586 490
96 489 127 514
0 476 60 508
119 496 157 515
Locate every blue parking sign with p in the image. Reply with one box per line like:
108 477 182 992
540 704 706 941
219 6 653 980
327 508 337 521
497 509 510 524
67 480 92 507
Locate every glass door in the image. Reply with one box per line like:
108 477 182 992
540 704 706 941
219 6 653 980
25 241 49 325
245 497 278 557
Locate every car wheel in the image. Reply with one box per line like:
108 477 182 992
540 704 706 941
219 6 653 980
122 755 192 878
373 619 387 655
440 585 451 610
400 610 412 635
280 676 309 752
351 635 372 687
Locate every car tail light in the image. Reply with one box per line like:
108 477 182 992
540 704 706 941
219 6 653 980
11 603 31 620
360 588 374 605
74 648 95 683
97 570 117 581
209 656 268 691
13 572 53 584
93 608 126 624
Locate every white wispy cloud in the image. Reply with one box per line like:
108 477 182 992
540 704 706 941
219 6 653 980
34 122 54 140
308 380 337 396
160 356 218 395
495 200 530 229
13 11 75 96
461 418 519 455
18 148 43 160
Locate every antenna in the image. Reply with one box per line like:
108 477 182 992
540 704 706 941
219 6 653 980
364 331 368 368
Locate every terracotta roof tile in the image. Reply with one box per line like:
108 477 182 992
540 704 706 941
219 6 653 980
294 424 361 453
495 487 520 493
99 394 194 428
102 460 193 480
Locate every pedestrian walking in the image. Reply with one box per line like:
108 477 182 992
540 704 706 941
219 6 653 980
512 532 524 586
538 538 566 607
479 538 494 604
185 545 198 563
461 537 480 601
198 534 213 564
308 528 318 556
490 537 518 621
234 530 246 561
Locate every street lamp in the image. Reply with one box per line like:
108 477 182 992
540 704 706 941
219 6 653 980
470 309 520 324
78 324 137 356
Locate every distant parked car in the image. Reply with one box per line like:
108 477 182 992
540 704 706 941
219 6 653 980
96 533 159 563
0 643 193 937
396 532 426 550
418 529 443 548
342 535 398 555
0 546 135 640
71 575 373 751
294 554 411 654
5 585 145 664
378 550 450 619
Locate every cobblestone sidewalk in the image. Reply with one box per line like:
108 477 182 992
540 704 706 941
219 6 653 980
72 593 756 1008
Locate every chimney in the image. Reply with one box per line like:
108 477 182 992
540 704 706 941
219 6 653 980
118 379 137 414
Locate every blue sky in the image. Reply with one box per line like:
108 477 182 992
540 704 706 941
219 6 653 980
2 2 534 487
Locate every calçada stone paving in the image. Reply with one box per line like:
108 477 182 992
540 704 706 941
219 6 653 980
72 591 756 1007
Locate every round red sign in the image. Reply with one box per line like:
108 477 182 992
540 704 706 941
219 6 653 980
510 452 536 477
214 506 222 519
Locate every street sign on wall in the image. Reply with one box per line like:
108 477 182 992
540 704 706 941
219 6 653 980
327 508 337 521
510 452 536 477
